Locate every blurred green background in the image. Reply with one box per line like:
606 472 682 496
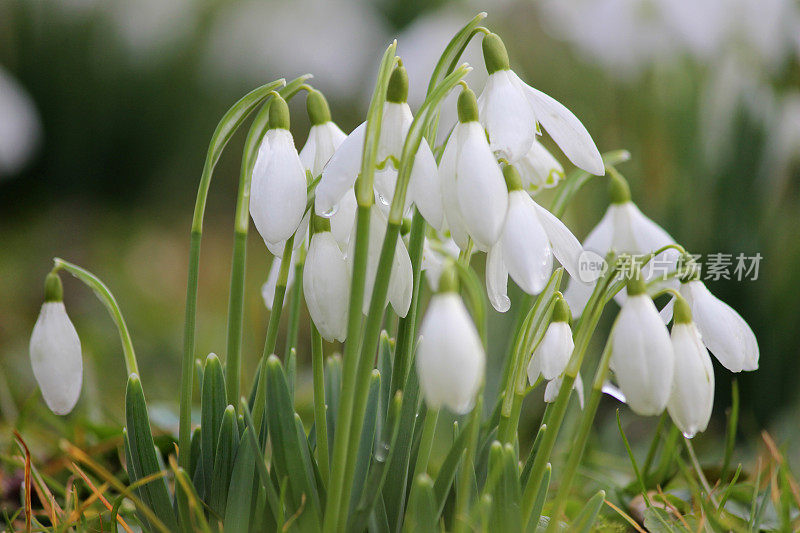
1 0 799 471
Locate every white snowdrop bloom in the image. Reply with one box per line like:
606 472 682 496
265 210 309 257
261 255 298 311
478 33 604 174
486 165 583 311
421 237 460 291
0 67 41 177
667 298 715 438
564 173 679 317
610 275 674 416
315 66 442 229
416 269 485 414
348 205 412 317
299 90 347 177
527 299 574 382
250 95 308 246
439 87 508 251
516 139 565 193
304 221 350 342
679 280 759 372
29 274 82 415
543 372 584 408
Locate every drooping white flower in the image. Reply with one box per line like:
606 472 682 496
416 268 485 414
29 273 82 415
478 32 604 174
265 210 309 257
609 275 674 416
439 87 508 251
564 173 679 317
527 299 575 382
486 165 583 311
667 297 715 437
315 66 442 230
250 95 308 246
674 280 759 372
516 139 565 193
544 372 584 408
261 254 298 311
303 220 350 342
299 90 347 177
349 205 412 317
329 187 358 249
421 237 459 291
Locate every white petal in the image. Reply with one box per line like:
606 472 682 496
667 323 714 437
30 302 82 415
439 126 470 249
304 232 350 342
518 76 604 175
544 373 584 408
564 207 615 317
455 122 509 249
535 322 574 380
409 140 444 230
532 199 583 281
682 281 759 372
389 238 413 318
316 122 365 216
486 242 511 313
265 210 309 257
478 70 536 161
416 293 485 414
250 129 307 244
610 295 674 416
300 122 347 177
261 256 296 311
378 102 413 163
501 191 552 294
516 139 565 192
330 187 357 249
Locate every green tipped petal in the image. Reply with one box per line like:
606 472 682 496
552 298 571 323
437 265 459 294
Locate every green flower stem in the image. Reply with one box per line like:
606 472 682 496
52 258 139 377
250 236 295 432
455 394 483 533
413 407 439 481
311 322 330 486
225 75 312 407
180 77 287 470
284 252 306 360
546 338 614 531
324 40 397 533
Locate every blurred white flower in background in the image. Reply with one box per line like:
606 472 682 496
105 0 197 63
0 67 41 178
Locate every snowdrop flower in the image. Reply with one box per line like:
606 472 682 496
421 237 460 291
665 279 759 372
304 217 350 342
439 87 508 251
667 297 714 438
299 90 347 177
261 255 298 311
265 211 309 258
516 139 565 193
486 165 583 311
564 173 679 317
350 205 412 317
416 267 485 414
527 298 575 382
250 94 308 246
315 66 443 230
29 273 82 415
478 33 604 174
544 372 584 408
609 273 674 416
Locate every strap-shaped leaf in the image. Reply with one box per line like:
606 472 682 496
572 489 606 533
239 400 281 529
376 332 394 450
125 374 178 530
432 411 478 517
223 428 257 533
528 463 551 530
265 355 322 529
324 354 342 456
349 371 381 514
209 405 240 517
123 429 152 532
189 427 202 482
201 354 226 501
487 443 521 532
403 474 438 533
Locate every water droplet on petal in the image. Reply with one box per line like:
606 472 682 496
682 431 696 439
378 194 390 206
321 203 339 218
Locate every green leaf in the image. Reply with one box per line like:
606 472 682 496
403 475 438 533
123 429 153 532
325 354 342 458
486 444 521 532
572 489 606 533
265 355 322 529
529 463 551 529
189 426 202 482
376 332 394 450
223 428 258 533
209 405 240 517
125 374 178 530
239 400 281 529
201 353 226 501
432 410 478 517
349 370 381 513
